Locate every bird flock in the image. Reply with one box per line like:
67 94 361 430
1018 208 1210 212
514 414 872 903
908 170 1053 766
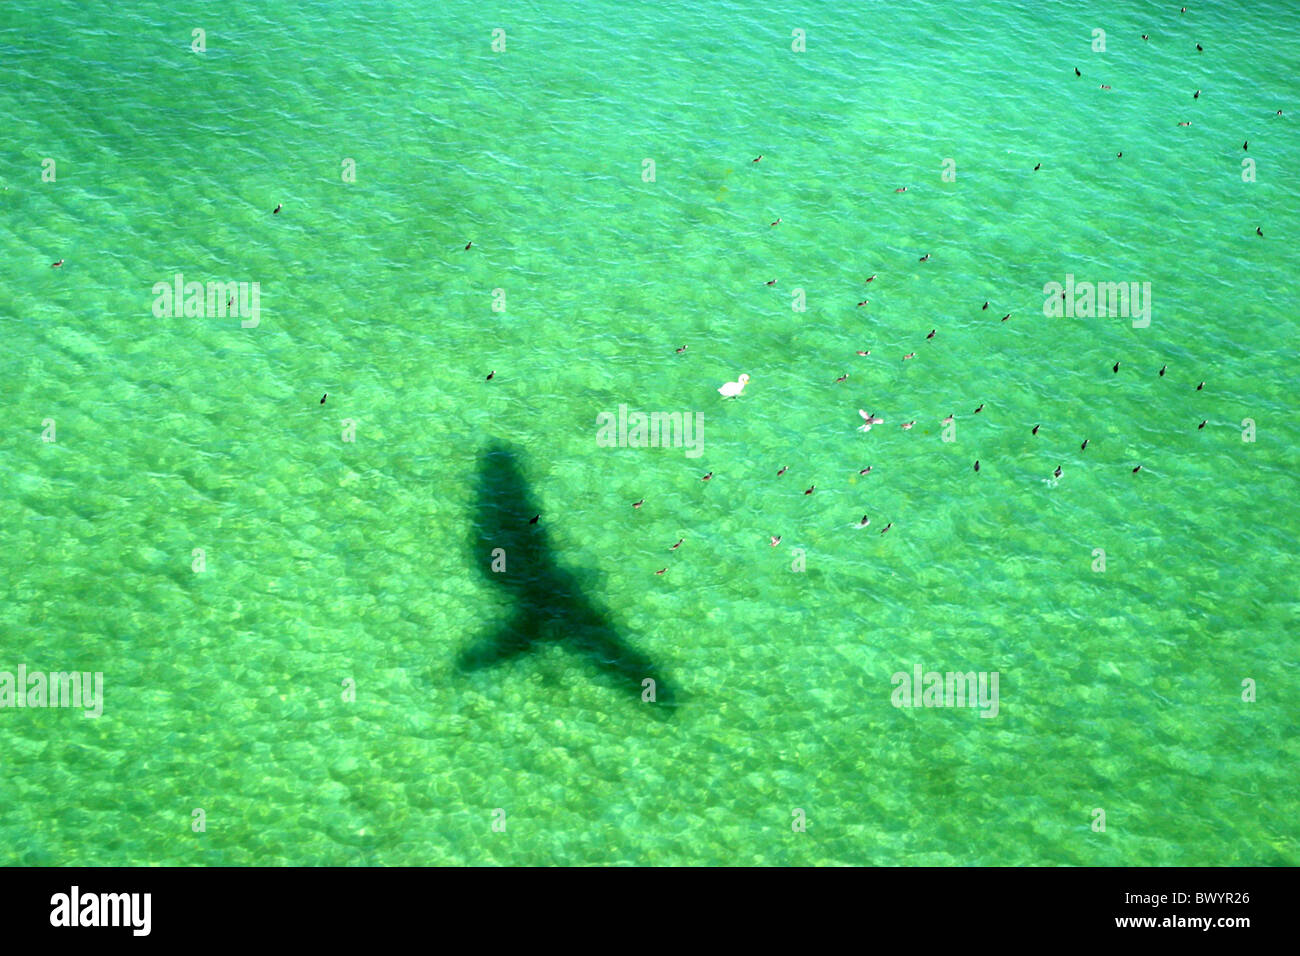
558 9 1277 575
239 11 1269 579
75 8 1263 577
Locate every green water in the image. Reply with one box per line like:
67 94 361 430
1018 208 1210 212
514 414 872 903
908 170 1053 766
2 0 1297 866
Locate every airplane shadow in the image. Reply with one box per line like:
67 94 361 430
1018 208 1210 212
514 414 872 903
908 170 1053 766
456 441 677 718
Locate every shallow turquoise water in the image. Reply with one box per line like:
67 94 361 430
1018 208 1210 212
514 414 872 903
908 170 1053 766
1 0 1297 865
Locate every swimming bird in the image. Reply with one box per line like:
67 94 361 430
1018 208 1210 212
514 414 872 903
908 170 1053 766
880 523 892 534
859 467 873 475
50 259 63 268
1197 381 1205 390
1081 439 1089 450
1075 67 1081 77
632 499 644 509
982 302 989 310
1054 465 1063 478
1132 465 1142 473
973 404 984 414
855 350 871 356
718 373 750 397
918 254 931 262
901 420 916 430
1256 226 1263 237
1034 163 1041 171
895 187 908 193
529 514 540 524
858 410 884 432
752 155 763 163
1113 361 1120 373
865 275 877 283
857 515 871 528
926 329 936 339
1196 43 1203 52
1001 313 1011 322
1032 424 1040 435
765 278 777 286
941 415 954 424
655 568 667 575
804 485 815 495
777 466 788 476
973 460 980 472
770 218 782 227
770 536 781 547
486 370 495 381
1198 420 1207 430
701 472 713 481
676 345 688 353
1117 151 1123 158
1101 85 1112 90
857 300 870 307
1178 121 1192 126
1159 365 1167 376
1193 90 1200 99
903 352 915 360
670 539 683 550
834 373 849 384
320 394 327 404
1244 140 1249 150
273 204 282 214
1142 34 1148 41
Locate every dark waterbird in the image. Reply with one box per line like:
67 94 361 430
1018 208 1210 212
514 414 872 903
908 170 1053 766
458 442 676 715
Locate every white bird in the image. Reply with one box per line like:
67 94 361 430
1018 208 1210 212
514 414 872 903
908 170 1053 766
858 409 884 432
718 373 750 398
